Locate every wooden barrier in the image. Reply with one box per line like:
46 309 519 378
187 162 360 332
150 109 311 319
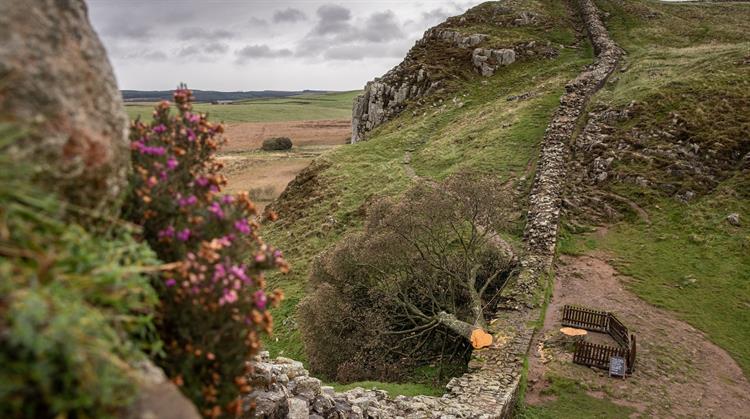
573 341 629 370
561 305 609 332
562 305 637 374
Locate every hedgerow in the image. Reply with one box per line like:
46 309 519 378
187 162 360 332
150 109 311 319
123 87 286 417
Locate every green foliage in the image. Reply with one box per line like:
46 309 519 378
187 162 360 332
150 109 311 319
0 125 161 418
123 88 287 417
124 91 359 123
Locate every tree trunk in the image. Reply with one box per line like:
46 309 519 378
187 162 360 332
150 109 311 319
436 311 492 349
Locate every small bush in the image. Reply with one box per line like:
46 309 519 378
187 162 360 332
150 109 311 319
123 87 287 417
0 125 161 418
261 136 293 151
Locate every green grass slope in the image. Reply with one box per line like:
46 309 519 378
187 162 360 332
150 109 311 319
261 0 594 394
124 90 360 123
564 0 750 375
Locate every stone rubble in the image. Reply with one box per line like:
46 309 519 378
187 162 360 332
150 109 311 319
248 1 622 417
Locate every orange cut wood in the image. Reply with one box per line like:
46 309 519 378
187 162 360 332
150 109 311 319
470 329 493 349
560 327 587 337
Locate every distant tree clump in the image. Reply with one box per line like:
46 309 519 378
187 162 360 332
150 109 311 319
123 87 287 417
261 136 293 151
298 174 519 382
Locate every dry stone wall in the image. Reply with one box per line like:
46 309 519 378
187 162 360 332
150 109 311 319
249 1 622 417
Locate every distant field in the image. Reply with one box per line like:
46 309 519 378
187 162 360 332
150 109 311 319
124 90 360 123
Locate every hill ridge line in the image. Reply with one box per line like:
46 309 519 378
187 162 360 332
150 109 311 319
246 1 622 417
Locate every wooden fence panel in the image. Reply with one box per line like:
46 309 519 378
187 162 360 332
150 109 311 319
608 314 630 348
562 305 609 332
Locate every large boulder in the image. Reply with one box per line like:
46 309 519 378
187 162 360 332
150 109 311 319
0 0 130 216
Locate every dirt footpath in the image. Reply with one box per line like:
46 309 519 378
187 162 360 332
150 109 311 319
526 252 750 418
222 119 350 152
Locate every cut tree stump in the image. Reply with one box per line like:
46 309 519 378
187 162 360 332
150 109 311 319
560 327 587 337
470 329 493 349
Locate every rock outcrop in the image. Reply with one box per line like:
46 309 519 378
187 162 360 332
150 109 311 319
0 0 130 216
472 48 516 76
351 4 533 143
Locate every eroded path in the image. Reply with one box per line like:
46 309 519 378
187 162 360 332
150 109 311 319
526 252 750 418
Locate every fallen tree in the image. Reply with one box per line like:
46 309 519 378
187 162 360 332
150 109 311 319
299 173 519 382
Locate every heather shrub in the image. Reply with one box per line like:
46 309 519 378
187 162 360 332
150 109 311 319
123 87 286 417
260 136 292 151
0 125 161 418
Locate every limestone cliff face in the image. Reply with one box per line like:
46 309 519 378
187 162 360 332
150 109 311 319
350 3 543 143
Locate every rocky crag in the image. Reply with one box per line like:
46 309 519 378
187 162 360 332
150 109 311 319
246 0 622 417
350 3 558 143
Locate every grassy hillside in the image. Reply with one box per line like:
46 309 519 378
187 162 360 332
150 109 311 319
261 0 593 393
124 90 359 123
560 0 750 378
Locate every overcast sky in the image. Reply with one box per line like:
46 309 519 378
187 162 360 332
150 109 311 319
87 1 476 91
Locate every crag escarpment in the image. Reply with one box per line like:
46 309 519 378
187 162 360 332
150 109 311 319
350 2 559 143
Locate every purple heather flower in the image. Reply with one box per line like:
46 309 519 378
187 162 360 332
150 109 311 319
234 218 251 234
186 128 196 142
209 185 219 193
178 195 198 207
177 228 191 241
165 278 176 287
213 263 227 282
167 157 178 170
254 290 267 310
196 177 209 187
220 290 238 306
158 226 175 239
221 195 234 204
189 114 201 123
230 265 248 282
152 124 167 134
209 202 224 219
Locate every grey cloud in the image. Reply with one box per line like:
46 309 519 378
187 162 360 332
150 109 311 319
204 42 230 54
177 27 234 41
235 44 293 62
273 8 307 23
143 50 168 61
177 42 229 58
323 43 407 61
358 11 404 42
177 45 202 57
100 22 153 40
249 17 270 28
312 4 352 35
119 49 168 61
